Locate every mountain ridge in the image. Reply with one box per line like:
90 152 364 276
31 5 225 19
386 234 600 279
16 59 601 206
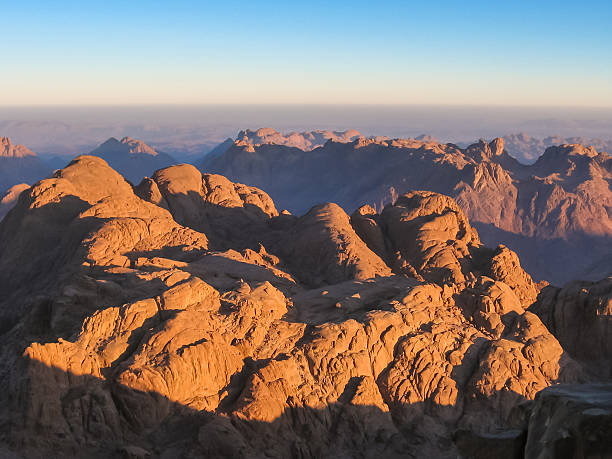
201 131 612 284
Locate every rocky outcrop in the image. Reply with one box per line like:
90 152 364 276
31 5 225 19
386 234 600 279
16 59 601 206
146 164 278 250
280 202 391 286
524 384 612 459
530 277 612 377
379 191 481 284
0 158 605 458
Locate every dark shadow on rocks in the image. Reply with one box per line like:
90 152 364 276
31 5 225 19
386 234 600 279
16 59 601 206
529 280 612 379
6 344 589 459
4 358 413 459
0 193 107 336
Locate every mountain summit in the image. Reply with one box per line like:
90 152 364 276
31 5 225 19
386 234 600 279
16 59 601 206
89 136 176 183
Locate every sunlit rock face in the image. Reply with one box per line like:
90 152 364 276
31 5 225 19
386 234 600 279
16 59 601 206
0 157 606 458
203 134 612 285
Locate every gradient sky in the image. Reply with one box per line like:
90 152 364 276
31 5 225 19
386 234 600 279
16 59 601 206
1 0 611 106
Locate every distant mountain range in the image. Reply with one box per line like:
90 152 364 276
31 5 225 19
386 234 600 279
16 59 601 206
1 153 610 458
2 130 611 285
503 132 612 164
0 136 178 206
201 130 612 284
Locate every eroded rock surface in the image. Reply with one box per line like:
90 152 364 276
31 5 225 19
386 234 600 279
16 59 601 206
0 158 605 458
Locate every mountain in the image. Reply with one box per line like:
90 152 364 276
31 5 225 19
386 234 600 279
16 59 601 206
503 132 612 164
201 132 612 285
0 137 52 192
89 136 177 183
196 136 234 167
0 155 607 458
0 183 29 220
199 129 366 171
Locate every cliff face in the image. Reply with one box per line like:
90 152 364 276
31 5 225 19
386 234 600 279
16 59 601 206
202 135 612 284
0 155 604 459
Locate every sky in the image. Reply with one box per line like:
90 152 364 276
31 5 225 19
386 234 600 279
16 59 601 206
1 0 611 107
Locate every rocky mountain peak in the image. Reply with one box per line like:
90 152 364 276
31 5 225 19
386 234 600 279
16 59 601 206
93 136 160 156
0 136 37 158
465 137 505 161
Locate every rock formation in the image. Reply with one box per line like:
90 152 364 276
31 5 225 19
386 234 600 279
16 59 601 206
0 156 607 458
202 133 612 284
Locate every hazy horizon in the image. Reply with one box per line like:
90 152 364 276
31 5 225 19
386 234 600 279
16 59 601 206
2 104 612 159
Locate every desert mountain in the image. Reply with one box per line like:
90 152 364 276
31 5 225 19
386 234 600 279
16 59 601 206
197 129 363 170
0 156 609 458
0 137 51 193
203 136 234 158
89 136 177 183
201 133 612 285
0 136 37 158
504 132 612 164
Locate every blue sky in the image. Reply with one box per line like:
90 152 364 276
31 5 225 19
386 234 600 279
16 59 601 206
1 0 611 106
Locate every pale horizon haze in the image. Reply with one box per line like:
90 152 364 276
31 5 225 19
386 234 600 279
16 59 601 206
1 0 611 107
